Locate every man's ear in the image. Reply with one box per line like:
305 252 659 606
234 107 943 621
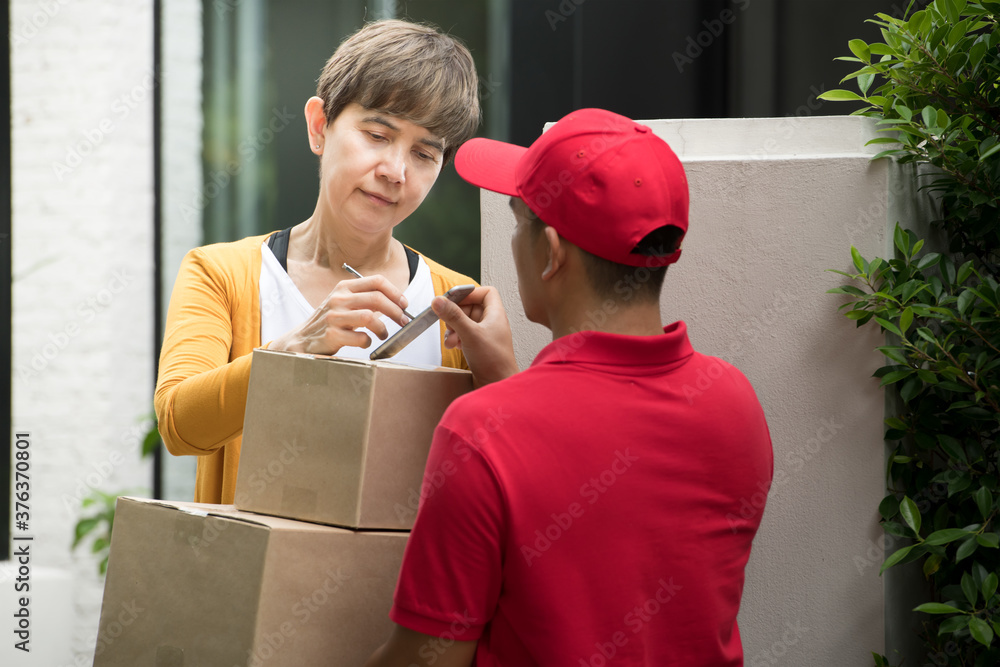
304 96 328 154
540 226 566 281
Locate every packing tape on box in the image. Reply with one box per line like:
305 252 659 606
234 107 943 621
156 645 185 666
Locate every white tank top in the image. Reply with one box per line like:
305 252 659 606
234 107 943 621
258 241 442 366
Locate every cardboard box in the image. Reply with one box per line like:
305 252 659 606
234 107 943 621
94 497 407 667
236 348 472 530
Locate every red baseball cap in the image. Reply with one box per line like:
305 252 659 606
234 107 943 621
455 108 689 266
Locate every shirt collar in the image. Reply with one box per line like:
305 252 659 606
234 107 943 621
532 321 694 371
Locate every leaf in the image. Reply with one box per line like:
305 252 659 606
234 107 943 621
892 101 913 121
981 143 1000 161
900 496 921 536
884 417 907 430
828 285 868 297
970 616 994 647
957 536 979 562
875 317 904 337
881 545 914 574
917 252 941 270
851 246 866 272
879 494 900 520
967 287 996 308
141 425 161 458
924 528 971 545
872 148 904 161
858 73 876 95
894 224 909 256
91 536 110 554
936 108 950 130
922 105 939 130
917 369 938 384
941 256 956 285
924 553 943 577
819 89 866 102
983 573 998 602
938 434 968 465
880 369 915 386
900 280 928 304
969 38 989 71
849 39 871 62
878 346 910 365
958 289 978 315
976 486 993 520
72 518 101 548
963 571 978 606
943 0 961 23
950 475 974 497
939 614 971 634
957 260 974 285
913 602 964 614
900 376 923 402
977 533 1000 548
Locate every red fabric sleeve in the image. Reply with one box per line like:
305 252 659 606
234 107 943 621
390 424 505 640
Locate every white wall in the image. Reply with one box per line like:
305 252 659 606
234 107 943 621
160 0 204 503
482 115 890 664
8 1 155 664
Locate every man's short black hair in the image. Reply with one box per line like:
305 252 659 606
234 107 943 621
576 226 683 304
519 199 683 303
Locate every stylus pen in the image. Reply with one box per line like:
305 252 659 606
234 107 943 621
341 263 415 320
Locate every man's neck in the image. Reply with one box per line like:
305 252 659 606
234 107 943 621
548 301 664 340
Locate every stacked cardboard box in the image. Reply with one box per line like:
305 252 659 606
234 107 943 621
235 349 474 530
94 349 472 666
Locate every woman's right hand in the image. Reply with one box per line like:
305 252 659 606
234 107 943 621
269 275 411 355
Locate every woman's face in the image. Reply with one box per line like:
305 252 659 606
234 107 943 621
318 102 444 237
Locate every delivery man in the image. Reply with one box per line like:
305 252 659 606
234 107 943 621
365 108 774 666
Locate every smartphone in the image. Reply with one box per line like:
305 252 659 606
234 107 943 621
369 284 476 360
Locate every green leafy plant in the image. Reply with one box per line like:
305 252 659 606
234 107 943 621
820 1 1000 664
822 0 1000 258
72 490 118 576
72 415 160 576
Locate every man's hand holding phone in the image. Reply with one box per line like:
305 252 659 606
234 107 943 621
431 286 519 388
369 284 475 360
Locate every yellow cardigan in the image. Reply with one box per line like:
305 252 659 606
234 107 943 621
154 232 473 504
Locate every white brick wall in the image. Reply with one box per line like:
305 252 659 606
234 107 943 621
9 1 156 664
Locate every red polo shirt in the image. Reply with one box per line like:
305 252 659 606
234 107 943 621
391 322 773 666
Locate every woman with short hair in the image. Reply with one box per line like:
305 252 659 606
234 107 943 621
155 20 480 505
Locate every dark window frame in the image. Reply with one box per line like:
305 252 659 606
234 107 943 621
2 0 12 561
